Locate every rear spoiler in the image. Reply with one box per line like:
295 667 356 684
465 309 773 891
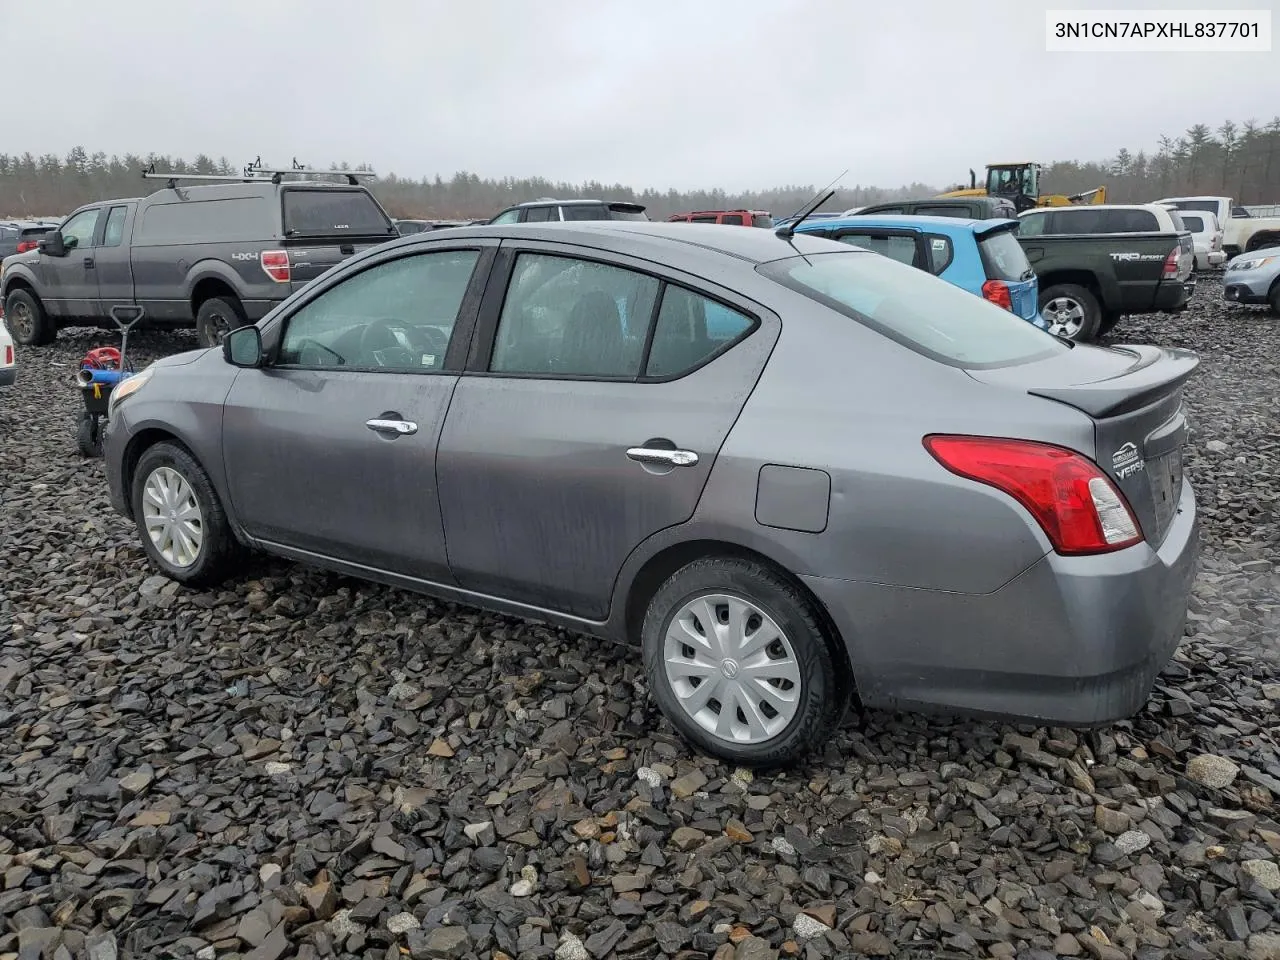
1029 345 1200 418
973 218 1021 238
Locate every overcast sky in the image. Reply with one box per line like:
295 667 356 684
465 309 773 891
4 0 1277 192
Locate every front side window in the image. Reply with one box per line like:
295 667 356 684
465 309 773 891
278 249 480 370
758 250 1065 369
490 253 659 377
59 209 101 250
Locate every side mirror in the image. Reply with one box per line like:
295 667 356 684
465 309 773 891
38 231 66 257
223 325 263 367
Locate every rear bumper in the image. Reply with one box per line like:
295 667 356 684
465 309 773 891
1155 279 1193 312
0 366 14 386
805 478 1199 727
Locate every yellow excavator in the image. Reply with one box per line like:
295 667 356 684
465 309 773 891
937 162 1106 213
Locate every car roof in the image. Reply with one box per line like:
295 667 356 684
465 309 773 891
512 198 634 208
381 220 849 265
1022 203 1162 212
796 214 1016 235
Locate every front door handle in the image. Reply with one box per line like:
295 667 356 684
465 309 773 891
626 446 699 467
83 257 95 268
366 418 418 436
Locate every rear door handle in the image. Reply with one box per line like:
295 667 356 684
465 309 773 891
83 257 95 268
626 446 699 467
366 418 418 436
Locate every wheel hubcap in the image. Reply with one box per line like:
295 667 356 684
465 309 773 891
142 466 203 568
9 302 32 340
1043 297 1085 338
663 593 801 745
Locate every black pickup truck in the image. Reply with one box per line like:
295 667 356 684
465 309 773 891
1 168 398 348
1014 205 1195 341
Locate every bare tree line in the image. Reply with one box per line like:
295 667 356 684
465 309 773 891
2 117 1279 221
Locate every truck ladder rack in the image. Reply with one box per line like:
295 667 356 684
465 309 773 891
141 157 376 189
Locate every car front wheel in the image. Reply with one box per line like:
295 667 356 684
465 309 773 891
642 557 844 768
131 441 242 586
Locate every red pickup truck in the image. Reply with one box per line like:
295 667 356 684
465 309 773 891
667 209 773 227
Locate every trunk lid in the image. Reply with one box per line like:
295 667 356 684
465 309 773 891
967 343 1199 546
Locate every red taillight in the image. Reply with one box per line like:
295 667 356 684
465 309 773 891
261 250 291 283
1161 248 1180 279
16 240 37 254
3 345 12 365
923 435 1144 556
981 279 1012 311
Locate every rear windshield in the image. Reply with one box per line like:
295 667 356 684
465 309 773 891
606 204 648 222
758 250 1066 370
282 188 394 237
978 228 1033 282
19 225 54 239
1178 214 1204 232
752 214 774 228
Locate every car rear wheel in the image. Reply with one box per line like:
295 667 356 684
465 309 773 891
1269 283 1280 317
196 296 246 350
1039 284 1102 342
131 441 242 586
641 557 843 768
5 289 55 346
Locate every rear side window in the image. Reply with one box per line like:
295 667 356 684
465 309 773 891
1108 209 1159 232
759 250 1065 369
691 215 718 223
561 205 610 222
491 254 659 377
102 206 128 247
645 286 753 378
1016 212 1048 236
136 197 271 245
834 232 920 268
721 214 745 226
283 189 393 237
978 229 1032 281
926 235 954 274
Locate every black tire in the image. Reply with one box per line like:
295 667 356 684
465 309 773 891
130 441 242 587
641 557 844 769
195 296 246 350
1039 283 1102 342
5 289 55 346
1245 233 1280 254
1269 283 1280 318
1098 311 1123 337
75 414 102 458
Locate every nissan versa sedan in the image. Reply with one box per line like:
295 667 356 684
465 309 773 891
102 221 1201 767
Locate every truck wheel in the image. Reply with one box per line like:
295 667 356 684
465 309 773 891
1039 284 1102 342
196 296 246 349
5 289 55 346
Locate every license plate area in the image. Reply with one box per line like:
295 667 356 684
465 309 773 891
1147 444 1183 541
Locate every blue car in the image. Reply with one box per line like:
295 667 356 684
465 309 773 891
787 215 1048 330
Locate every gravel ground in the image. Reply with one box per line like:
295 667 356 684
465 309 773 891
1 275 1278 960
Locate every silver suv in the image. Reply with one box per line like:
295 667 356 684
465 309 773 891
488 198 648 224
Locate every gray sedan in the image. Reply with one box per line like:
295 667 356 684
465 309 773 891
101 221 1201 767
1222 245 1280 314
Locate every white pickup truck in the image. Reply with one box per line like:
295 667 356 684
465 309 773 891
1154 196 1280 257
